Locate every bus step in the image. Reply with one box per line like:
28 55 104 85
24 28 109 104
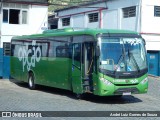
84 86 91 93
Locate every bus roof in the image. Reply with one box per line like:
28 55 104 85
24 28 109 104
12 28 139 40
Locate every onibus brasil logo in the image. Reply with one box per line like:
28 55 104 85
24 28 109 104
18 41 41 72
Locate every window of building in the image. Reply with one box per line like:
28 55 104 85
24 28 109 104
3 3 29 9
123 6 136 18
9 9 20 24
154 6 160 17
88 13 99 23
3 42 11 56
62 18 70 26
22 11 28 24
2 3 28 24
3 9 8 23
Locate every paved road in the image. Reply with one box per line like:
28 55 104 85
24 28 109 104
0 76 159 120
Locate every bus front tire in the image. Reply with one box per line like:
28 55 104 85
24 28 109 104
28 73 35 90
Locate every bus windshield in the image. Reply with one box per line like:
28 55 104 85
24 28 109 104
99 37 147 72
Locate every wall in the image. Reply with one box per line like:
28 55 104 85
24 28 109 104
57 2 107 29
72 14 85 28
140 0 160 51
142 35 160 50
102 9 118 29
102 0 139 30
57 0 139 30
29 5 48 33
141 0 160 34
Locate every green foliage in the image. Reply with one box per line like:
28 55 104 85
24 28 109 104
48 0 97 12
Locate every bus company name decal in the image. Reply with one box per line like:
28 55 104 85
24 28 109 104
18 41 41 72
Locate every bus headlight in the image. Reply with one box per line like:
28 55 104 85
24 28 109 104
99 77 113 86
140 77 148 84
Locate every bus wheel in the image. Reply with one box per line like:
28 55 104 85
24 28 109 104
28 73 35 90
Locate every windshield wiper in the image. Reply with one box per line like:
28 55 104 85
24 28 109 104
114 55 123 73
114 48 125 73
128 49 140 72
114 39 128 73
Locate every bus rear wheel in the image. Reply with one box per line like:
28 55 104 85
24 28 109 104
28 73 35 90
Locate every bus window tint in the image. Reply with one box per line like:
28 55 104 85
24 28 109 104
11 41 23 57
40 42 49 57
73 43 81 68
23 41 47 57
49 41 69 58
56 43 69 57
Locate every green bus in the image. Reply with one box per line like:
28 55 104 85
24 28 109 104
10 28 148 98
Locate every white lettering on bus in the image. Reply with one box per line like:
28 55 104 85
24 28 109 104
18 41 41 72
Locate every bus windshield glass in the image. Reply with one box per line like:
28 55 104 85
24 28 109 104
99 37 147 72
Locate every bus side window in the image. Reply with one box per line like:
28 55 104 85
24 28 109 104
49 37 70 58
11 41 23 57
73 43 81 68
68 43 72 59
41 42 49 57
48 41 55 57
11 44 15 56
56 43 69 58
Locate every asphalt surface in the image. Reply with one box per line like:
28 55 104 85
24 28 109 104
0 76 159 120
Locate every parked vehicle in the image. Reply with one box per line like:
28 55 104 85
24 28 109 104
10 28 148 98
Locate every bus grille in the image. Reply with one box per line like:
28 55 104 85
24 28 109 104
114 88 139 95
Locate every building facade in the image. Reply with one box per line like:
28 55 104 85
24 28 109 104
0 0 48 78
55 0 160 76
0 0 48 48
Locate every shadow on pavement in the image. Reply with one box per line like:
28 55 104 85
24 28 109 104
82 94 142 104
9 79 143 104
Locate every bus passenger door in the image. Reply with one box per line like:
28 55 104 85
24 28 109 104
82 42 94 92
72 42 94 94
72 43 83 94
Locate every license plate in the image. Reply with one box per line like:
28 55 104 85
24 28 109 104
123 92 131 95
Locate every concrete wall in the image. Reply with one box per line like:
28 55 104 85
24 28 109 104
57 0 139 30
141 0 160 51
141 0 160 33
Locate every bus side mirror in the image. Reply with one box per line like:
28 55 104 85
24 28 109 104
96 46 100 57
